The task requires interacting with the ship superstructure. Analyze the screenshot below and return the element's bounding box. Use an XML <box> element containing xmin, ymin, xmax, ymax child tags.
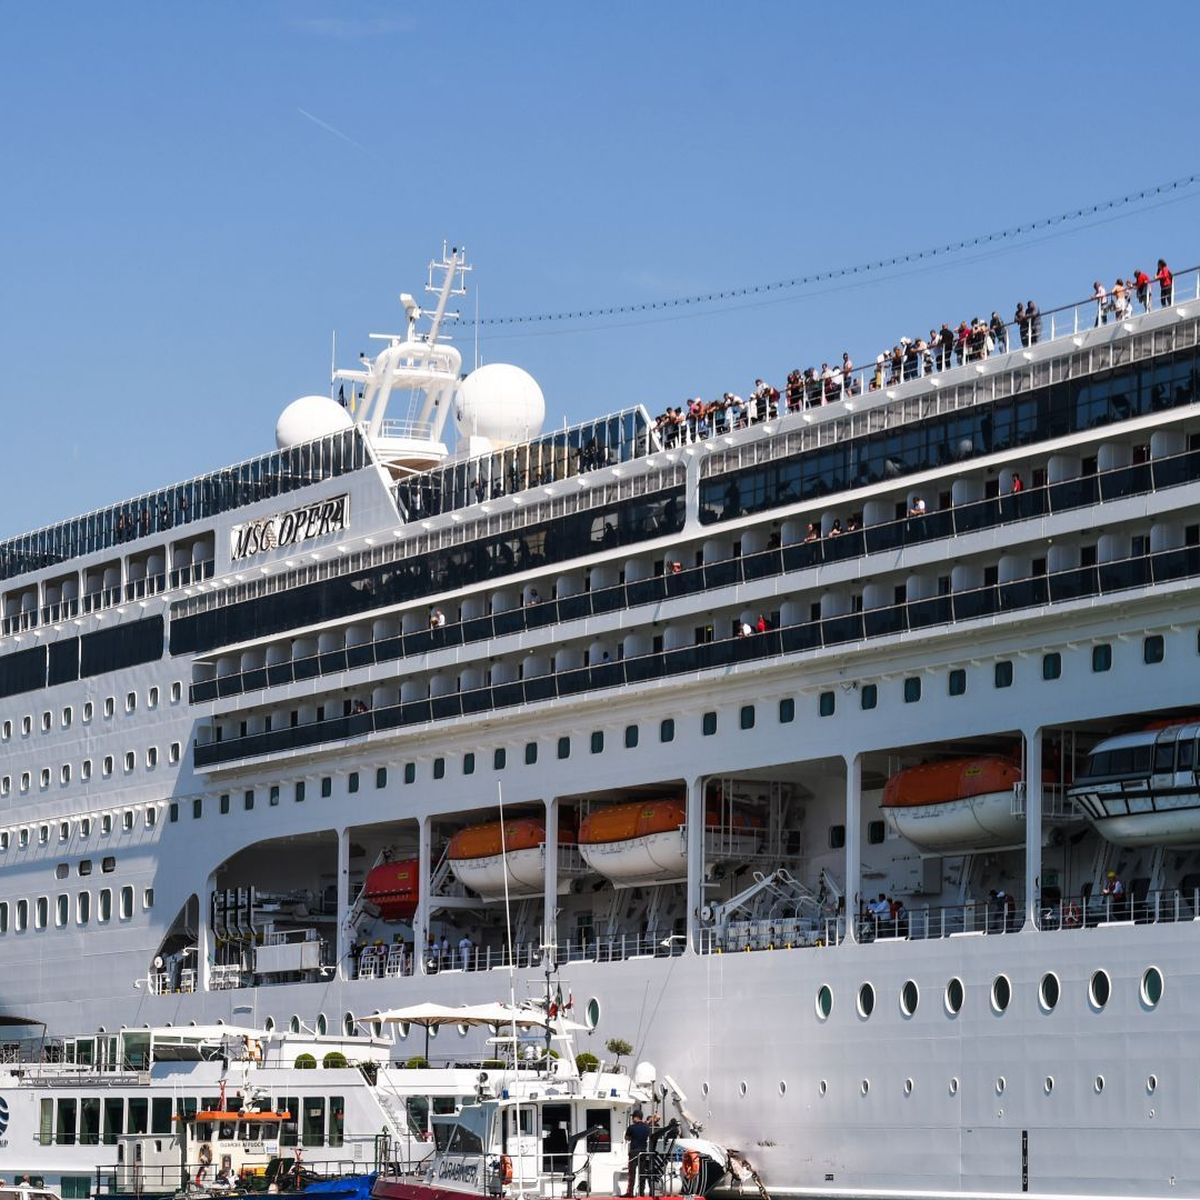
<box><xmin>5</xmin><ymin>247</ymin><xmax>1200</xmax><ymax>1198</ymax></box>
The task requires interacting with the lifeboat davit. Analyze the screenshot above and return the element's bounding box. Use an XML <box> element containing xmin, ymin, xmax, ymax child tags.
<box><xmin>363</xmin><ymin>858</ymin><xmax>419</xmax><ymax>921</ymax></box>
<box><xmin>579</xmin><ymin>798</ymin><xmax>761</xmax><ymax>884</ymax></box>
<box><xmin>448</xmin><ymin>817</ymin><xmax>575</xmax><ymax>899</ymax></box>
<box><xmin>883</xmin><ymin>757</ymin><xmax>1038</xmax><ymax>852</ymax></box>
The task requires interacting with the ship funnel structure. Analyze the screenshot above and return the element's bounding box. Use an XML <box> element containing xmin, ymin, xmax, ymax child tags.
<box><xmin>331</xmin><ymin>243</ymin><xmax>470</xmax><ymax>476</ymax></box>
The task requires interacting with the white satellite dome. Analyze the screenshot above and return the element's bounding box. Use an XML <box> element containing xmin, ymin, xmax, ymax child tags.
<box><xmin>455</xmin><ymin>363</ymin><xmax>545</xmax><ymax>446</ymax></box>
<box><xmin>275</xmin><ymin>395</ymin><xmax>354</xmax><ymax>450</ymax></box>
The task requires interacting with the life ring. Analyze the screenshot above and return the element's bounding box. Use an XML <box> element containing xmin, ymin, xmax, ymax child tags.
<box><xmin>681</xmin><ymin>1149</ymin><xmax>703</xmax><ymax>1190</ymax></box>
<box><xmin>499</xmin><ymin>1154</ymin><xmax>513</xmax><ymax>1185</ymax></box>
<box><xmin>198</xmin><ymin>1144</ymin><xmax>213</xmax><ymax>1167</ymax></box>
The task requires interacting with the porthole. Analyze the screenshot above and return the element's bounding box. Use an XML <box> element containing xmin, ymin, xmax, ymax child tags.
<box><xmin>1089</xmin><ymin>969</ymin><xmax>1111</xmax><ymax>1010</ymax></box>
<box><xmin>900</xmin><ymin>980</ymin><xmax>919</xmax><ymax>1017</ymax></box>
<box><xmin>996</xmin><ymin>1076</ymin><xmax>1006</xmax><ymax>1095</ymax></box>
<box><xmin>991</xmin><ymin>974</ymin><xmax>1011</xmax><ymax>1013</ymax></box>
<box><xmin>701</xmin><ymin>1081</ymin><xmax>709</xmax><ymax>1097</ymax></box>
<box><xmin>1141</xmin><ymin>966</ymin><xmax>1164</xmax><ymax>1008</ymax></box>
<box><xmin>585</xmin><ymin>998</ymin><xmax>601</xmax><ymax>1029</ymax></box>
<box><xmin>343</xmin><ymin>1012</ymin><xmax>355</xmax><ymax>1037</ymax></box>
<box><xmin>816</xmin><ymin>984</ymin><xmax>833</xmax><ymax>1020</ymax></box>
<box><xmin>315</xmin><ymin>1013</ymin><xmax>328</xmax><ymax>1036</ymax></box>
<box><xmin>948</xmin><ymin>1077</ymin><xmax>959</xmax><ymax>1096</ymax></box>
<box><xmin>903</xmin><ymin>1078</ymin><xmax>914</xmax><ymax>1095</ymax></box>
<box><xmin>860</xmin><ymin>1079</ymin><xmax>870</xmax><ymax>1096</ymax></box>
<box><xmin>857</xmin><ymin>982</ymin><xmax>875</xmax><ymax>1018</ymax></box>
<box><xmin>1044</xmin><ymin>1076</ymin><xmax>1054</xmax><ymax>1095</ymax></box>
<box><xmin>818</xmin><ymin>1080</ymin><xmax>827</xmax><ymax>1097</ymax></box>
<box><xmin>945</xmin><ymin>977</ymin><xmax>964</xmax><ymax>1015</ymax></box>
<box><xmin>777</xmin><ymin>1081</ymin><xmax>787</xmax><ymax>1097</ymax></box>
<box><xmin>1147</xmin><ymin>1074</ymin><xmax>1158</xmax><ymax>1094</ymax></box>
<box><xmin>1094</xmin><ymin>1075</ymin><xmax>1105</xmax><ymax>1094</ymax></box>
<box><xmin>1039</xmin><ymin>972</ymin><xmax>1060</xmax><ymax>1012</ymax></box>
<box><xmin>289</xmin><ymin>1015</ymin><xmax>301</xmax><ymax>1034</ymax></box>
<box><xmin>738</xmin><ymin>1081</ymin><xmax>748</xmax><ymax>1097</ymax></box>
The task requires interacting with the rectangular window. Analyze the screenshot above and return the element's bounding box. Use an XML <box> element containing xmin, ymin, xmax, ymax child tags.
<box><xmin>523</xmin><ymin>742</ymin><xmax>537</xmax><ymax>765</ymax></box>
<box><xmin>624</xmin><ymin>724</ymin><xmax>639</xmax><ymax>748</ymax></box>
<box><xmin>301</xmin><ymin>1096</ymin><xmax>325</xmax><ymax>1147</ymax></box>
<box><xmin>778</xmin><ymin>697</ymin><xmax>795</xmax><ymax>723</ymax></box>
<box><xmin>590</xmin><ymin>730</ymin><xmax>605</xmax><ymax>754</ymax></box>
<box><xmin>860</xmin><ymin>684</ymin><xmax>877</xmax><ymax>710</ymax></box>
<box><xmin>376</xmin><ymin>767</ymin><xmax>388</xmax><ymax>788</ymax></box>
<box><xmin>903</xmin><ymin>677</ymin><xmax>921</xmax><ymax>703</ymax></box>
<box><xmin>62</xmin><ymin>1179</ymin><xmax>92</xmax><ymax>1199</ymax></box>
<box><xmin>493</xmin><ymin>747</ymin><xmax>506</xmax><ymax>770</ymax></box>
<box><xmin>1144</xmin><ymin>634</ymin><xmax>1164</xmax><ymax>664</ymax></box>
<box><xmin>321</xmin><ymin>776</ymin><xmax>332</xmax><ymax>798</ymax></box>
<box><xmin>278</xmin><ymin>1095</ymin><xmax>298</xmax><ymax>1147</ymax></box>
<box><xmin>169</xmin><ymin>803</ymin><xmax>179</xmax><ymax>823</ymax></box>
<box><xmin>463</xmin><ymin>752</ymin><xmax>475</xmax><ymax>775</ymax></box>
<box><xmin>948</xmin><ymin>668</ymin><xmax>966</xmax><ymax>696</ymax></box>
<box><xmin>295</xmin><ymin>781</ymin><xmax>306</xmax><ymax>802</ymax></box>
<box><xmin>219</xmin><ymin>793</ymin><xmax>230</xmax><ymax>814</ymax></box>
<box><xmin>245</xmin><ymin>789</ymin><xmax>255</xmax><ymax>810</ymax></box>
<box><xmin>128</xmin><ymin>1097</ymin><xmax>148</xmax><ymax>1135</ymax></box>
<box><xmin>348</xmin><ymin>771</ymin><xmax>359</xmax><ymax>793</ymax></box>
<box><xmin>329</xmin><ymin>1095</ymin><xmax>344</xmax><ymax>1147</ymax></box>
<box><xmin>702</xmin><ymin>711</ymin><xmax>718</xmax><ymax>735</ymax></box>
<box><xmin>403</xmin><ymin>762</ymin><xmax>416</xmax><ymax>784</ymax></box>
<box><xmin>192</xmin><ymin>797</ymin><xmax>203</xmax><ymax>819</ymax></box>
<box><xmin>434</xmin><ymin>756</ymin><xmax>446</xmax><ymax>778</ymax></box>
<box><xmin>1092</xmin><ymin>643</ymin><xmax>1112</xmax><ymax>672</ymax></box>
<box><xmin>1042</xmin><ymin>652</ymin><xmax>1061</xmax><ymax>680</ymax></box>
<box><xmin>828</xmin><ymin>824</ymin><xmax>846</xmax><ymax>850</ymax></box>
<box><xmin>40</xmin><ymin>1097</ymin><xmax>53</xmax><ymax>1145</ymax></box>
<box><xmin>269</xmin><ymin>785</ymin><xmax>280</xmax><ymax>806</ymax></box>
<box><xmin>57</xmin><ymin>1097</ymin><xmax>78</xmax><ymax>1144</ymax></box>
<box><xmin>994</xmin><ymin>660</ymin><xmax>1013</xmax><ymax>688</ymax></box>
<box><xmin>867</xmin><ymin>820</ymin><xmax>886</xmax><ymax>845</ymax></box>
<box><xmin>103</xmin><ymin>1096</ymin><xmax>123</xmax><ymax>1144</ymax></box>
<box><xmin>739</xmin><ymin>705</ymin><xmax>755</xmax><ymax>730</ymax></box>
<box><xmin>556</xmin><ymin>737</ymin><xmax>570</xmax><ymax>760</ymax></box>
<box><xmin>660</xmin><ymin>718</ymin><xmax>675</xmax><ymax>743</ymax></box>
<box><xmin>818</xmin><ymin>692</ymin><xmax>835</xmax><ymax>717</ymax></box>
<box><xmin>151</xmin><ymin>1097</ymin><xmax>173</xmax><ymax>1134</ymax></box>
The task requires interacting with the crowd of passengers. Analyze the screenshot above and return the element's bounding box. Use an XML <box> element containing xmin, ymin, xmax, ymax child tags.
<box><xmin>652</xmin><ymin>258</ymin><xmax>1177</xmax><ymax>447</ymax></box>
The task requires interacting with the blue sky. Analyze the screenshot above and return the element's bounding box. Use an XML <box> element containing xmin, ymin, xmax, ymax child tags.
<box><xmin>1</xmin><ymin>2</ymin><xmax>1198</xmax><ymax>536</ymax></box>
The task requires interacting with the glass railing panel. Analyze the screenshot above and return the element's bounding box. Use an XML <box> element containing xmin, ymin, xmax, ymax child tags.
<box><xmin>864</xmin><ymin>606</ymin><xmax>906</xmax><ymax>637</ymax></box>
<box><xmin>822</xmin><ymin>614</ymin><xmax>864</xmax><ymax>645</ymax></box>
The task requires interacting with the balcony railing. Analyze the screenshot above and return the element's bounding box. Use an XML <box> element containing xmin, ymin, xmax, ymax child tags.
<box><xmin>191</xmin><ymin>443</ymin><xmax>1200</xmax><ymax>706</ymax></box>
<box><xmin>195</xmin><ymin>530</ymin><xmax>1200</xmax><ymax>768</ymax></box>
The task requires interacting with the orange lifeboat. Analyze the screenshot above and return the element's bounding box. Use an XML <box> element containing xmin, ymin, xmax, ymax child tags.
<box><xmin>882</xmin><ymin>757</ymin><xmax>1044</xmax><ymax>852</ymax></box>
<box><xmin>448</xmin><ymin>818</ymin><xmax>576</xmax><ymax>899</ymax></box>
<box><xmin>579</xmin><ymin>798</ymin><xmax>761</xmax><ymax>883</ymax></box>
<box><xmin>363</xmin><ymin>858</ymin><xmax>419</xmax><ymax>921</ymax></box>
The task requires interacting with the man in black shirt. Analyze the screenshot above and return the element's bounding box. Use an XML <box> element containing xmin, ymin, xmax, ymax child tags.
<box><xmin>624</xmin><ymin>1110</ymin><xmax>651</xmax><ymax>1196</ymax></box>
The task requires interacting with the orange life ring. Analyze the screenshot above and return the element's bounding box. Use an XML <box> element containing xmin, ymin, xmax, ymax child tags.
<box><xmin>499</xmin><ymin>1154</ymin><xmax>513</xmax><ymax>1184</ymax></box>
<box><xmin>682</xmin><ymin>1150</ymin><xmax>702</xmax><ymax>1180</ymax></box>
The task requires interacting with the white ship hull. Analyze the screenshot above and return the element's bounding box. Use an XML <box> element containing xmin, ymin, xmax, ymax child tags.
<box><xmin>885</xmin><ymin>791</ymin><xmax>1027</xmax><ymax>853</ymax></box>
<box><xmin>449</xmin><ymin>847</ymin><xmax>545</xmax><ymax>897</ymax></box>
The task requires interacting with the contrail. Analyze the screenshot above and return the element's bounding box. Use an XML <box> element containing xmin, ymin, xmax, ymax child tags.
<box><xmin>296</xmin><ymin>107</ymin><xmax>375</xmax><ymax>158</ymax></box>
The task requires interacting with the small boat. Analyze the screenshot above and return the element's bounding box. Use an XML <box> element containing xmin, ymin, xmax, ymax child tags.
<box><xmin>1069</xmin><ymin>721</ymin><xmax>1200</xmax><ymax>846</ymax></box>
<box><xmin>578</xmin><ymin>798</ymin><xmax>761</xmax><ymax>885</ymax></box>
<box><xmin>883</xmin><ymin>756</ymin><xmax>1036</xmax><ymax>853</ymax></box>
<box><xmin>364</xmin><ymin>859</ymin><xmax>420</xmax><ymax>920</ymax></box>
<box><xmin>448</xmin><ymin>818</ymin><xmax>576</xmax><ymax>899</ymax></box>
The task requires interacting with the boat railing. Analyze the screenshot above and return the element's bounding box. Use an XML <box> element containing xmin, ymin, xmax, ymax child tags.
<box><xmin>659</xmin><ymin>264</ymin><xmax>1200</xmax><ymax>450</ymax></box>
<box><xmin>1010</xmin><ymin>782</ymin><xmax>1081</xmax><ymax>821</ymax></box>
<box><xmin>380</xmin><ymin>418</ymin><xmax>437</xmax><ymax>441</ymax></box>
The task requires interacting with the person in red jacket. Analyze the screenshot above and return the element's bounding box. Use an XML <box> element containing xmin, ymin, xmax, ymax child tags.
<box><xmin>1133</xmin><ymin>267</ymin><xmax>1151</xmax><ymax>312</ymax></box>
<box><xmin>1156</xmin><ymin>259</ymin><xmax>1173</xmax><ymax>308</ymax></box>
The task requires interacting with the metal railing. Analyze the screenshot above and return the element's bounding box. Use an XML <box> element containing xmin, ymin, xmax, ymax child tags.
<box><xmin>654</xmin><ymin>263</ymin><xmax>1200</xmax><ymax>446</ymax></box>
<box><xmin>191</xmin><ymin>440</ymin><xmax>1200</xmax><ymax>707</ymax></box>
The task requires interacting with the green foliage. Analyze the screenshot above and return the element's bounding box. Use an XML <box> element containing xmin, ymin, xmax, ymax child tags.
<box><xmin>575</xmin><ymin>1051</ymin><xmax>600</xmax><ymax>1073</ymax></box>
<box><xmin>294</xmin><ymin>1053</ymin><xmax>317</xmax><ymax>1070</ymax></box>
<box><xmin>605</xmin><ymin>1037</ymin><xmax>633</xmax><ymax>1058</ymax></box>
<box><xmin>322</xmin><ymin>1051</ymin><xmax>348</xmax><ymax>1069</ymax></box>
<box><xmin>405</xmin><ymin>1055</ymin><xmax>429</xmax><ymax>1069</ymax></box>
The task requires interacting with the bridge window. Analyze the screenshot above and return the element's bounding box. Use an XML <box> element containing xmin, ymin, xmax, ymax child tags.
<box><xmin>1144</xmin><ymin>634</ymin><xmax>1164</xmax><ymax>664</ymax></box>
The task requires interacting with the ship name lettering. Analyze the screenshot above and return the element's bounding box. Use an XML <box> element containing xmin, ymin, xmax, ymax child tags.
<box><xmin>439</xmin><ymin>1161</ymin><xmax>479</xmax><ymax>1184</ymax></box>
<box><xmin>230</xmin><ymin>494</ymin><xmax>350</xmax><ymax>561</ymax></box>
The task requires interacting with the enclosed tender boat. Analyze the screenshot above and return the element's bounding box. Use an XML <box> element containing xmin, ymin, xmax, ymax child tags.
<box><xmin>1069</xmin><ymin>721</ymin><xmax>1200</xmax><ymax>846</ymax></box>
<box><xmin>882</xmin><ymin>757</ymin><xmax>1035</xmax><ymax>853</ymax></box>
<box><xmin>364</xmin><ymin>859</ymin><xmax>421</xmax><ymax>920</ymax></box>
<box><xmin>448</xmin><ymin>818</ymin><xmax>576</xmax><ymax>899</ymax></box>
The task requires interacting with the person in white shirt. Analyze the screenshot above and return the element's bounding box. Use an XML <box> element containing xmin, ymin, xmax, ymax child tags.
<box><xmin>1093</xmin><ymin>280</ymin><xmax>1107</xmax><ymax>326</ymax></box>
<box><xmin>458</xmin><ymin>934</ymin><xmax>473</xmax><ymax>971</ymax></box>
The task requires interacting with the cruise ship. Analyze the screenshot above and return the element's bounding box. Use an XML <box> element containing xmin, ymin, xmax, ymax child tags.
<box><xmin>3</xmin><ymin>245</ymin><xmax>1200</xmax><ymax>1199</ymax></box>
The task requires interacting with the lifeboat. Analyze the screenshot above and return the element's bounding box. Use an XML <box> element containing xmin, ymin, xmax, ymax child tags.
<box><xmin>363</xmin><ymin>858</ymin><xmax>419</xmax><ymax>921</ymax></box>
<box><xmin>1069</xmin><ymin>721</ymin><xmax>1200</xmax><ymax>846</ymax></box>
<box><xmin>448</xmin><ymin>817</ymin><xmax>576</xmax><ymax>899</ymax></box>
<box><xmin>883</xmin><ymin>757</ymin><xmax>1041</xmax><ymax>852</ymax></box>
<box><xmin>579</xmin><ymin>798</ymin><xmax>761</xmax><ymax>884</ymax></box>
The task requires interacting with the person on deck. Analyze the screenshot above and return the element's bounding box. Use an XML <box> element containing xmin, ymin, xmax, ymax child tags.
<box><xmin>624</xmin><ymin>1110</ymin><xmax>651</xmax><ymax>1197</ymax></box>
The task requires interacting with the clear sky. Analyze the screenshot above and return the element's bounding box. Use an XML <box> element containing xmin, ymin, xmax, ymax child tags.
<box><xmin>2</xmin><ymin>2</ymin><xmax>1198</xmax><ymax>537</ymax></box>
